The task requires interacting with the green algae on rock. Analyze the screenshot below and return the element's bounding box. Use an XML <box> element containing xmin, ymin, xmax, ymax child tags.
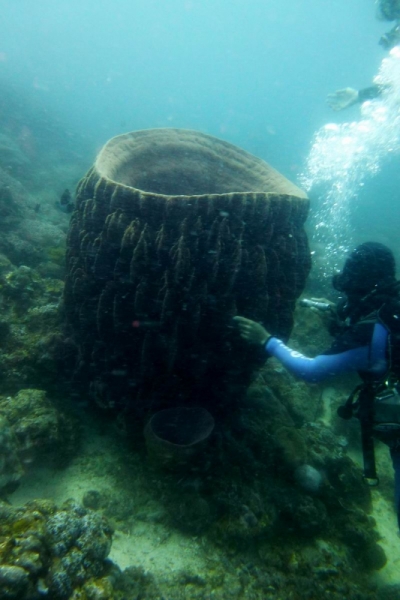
<box><xmin>0</xmin><ymin>390</ymin><xmax>79</xmax><ymax>494</ymax></box>
<box><xmin>0</xmin><ymin>415</ymin><xmax>23</xmax><ymax>494</ymax></box>
<box><xmin>0</xmin><ymin>257</ymin><xmax>66</xmax><ymax>393</ymax></box>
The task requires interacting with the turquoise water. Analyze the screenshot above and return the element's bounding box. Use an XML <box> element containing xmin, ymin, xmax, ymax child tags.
<box><xmin>1</xmin><ymin>2</ymin><xmax>400</xmax><ymax>599</ymax></box>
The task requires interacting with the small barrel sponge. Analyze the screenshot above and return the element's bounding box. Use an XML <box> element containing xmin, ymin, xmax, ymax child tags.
<box><xmin>64</xmin><ymin>128</ymin><xmax>311</xmax><ymax>414</ymax></box>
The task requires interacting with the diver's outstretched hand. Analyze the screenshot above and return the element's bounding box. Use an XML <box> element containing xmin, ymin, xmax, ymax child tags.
<box><xmin>233</xmin><ymin>316</ymin><xmax>271</xmax><ymax>345</ymax></box>
<box><xmin>327</xmin><ymin>87</ymin><xmax>359</xmax><ymax>111</ymax></box>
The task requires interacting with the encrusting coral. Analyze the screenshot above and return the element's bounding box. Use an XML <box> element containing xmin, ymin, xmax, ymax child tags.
<box><xmin>64</xmin><ymin>128</ymin><xmax>311</xmax><ymax>416</ymax></box>
<box><xmin>0</xmin><ymin>499</ymin><xmax>115</xmax><ymax>600</ymax></box>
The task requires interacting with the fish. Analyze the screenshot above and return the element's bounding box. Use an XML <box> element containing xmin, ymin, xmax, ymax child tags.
<box><xmin>59</xmin><ymin>189</ymin><xmax>74</xmax><ymax>213</ymax></box>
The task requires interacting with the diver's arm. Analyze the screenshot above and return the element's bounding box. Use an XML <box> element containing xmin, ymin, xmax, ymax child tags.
<box><xmin>265</xmin><ymin>338</ymin><xmax>369</xmax><ymax>382</ymax></box>
<box><xmin>265</xmin><ymin>322</ymin><xmax>388</xmax><ymax>383</ymax></box>
<box><xmin>327</xmin><ymin>84</ymin><xmax>388</xmax><ymax>111</ymax></box>
<box><xmin>234</xmin><ymin>316</ymin><xmax>388</xmax><ymax>382</ymax></box>
<box><xmin>357</xmin><ymin>84</ymin><xmax>387</xmax><ymax>103</ymax></box>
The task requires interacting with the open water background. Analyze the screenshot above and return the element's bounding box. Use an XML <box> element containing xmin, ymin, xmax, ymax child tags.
<box><xmin>1</xmin><ymin>0</ymin><xmax>400</xmax><ymax>275</ymax></box>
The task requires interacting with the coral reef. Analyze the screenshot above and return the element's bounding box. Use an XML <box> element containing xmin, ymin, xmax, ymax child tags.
<box><xmin>0</xmin><ymin>81</ymin><xmax>91</xmax><ymax>185</ymax></box>
<box><xmin>0</xmin><ymin>160</ymin><xmax>72</xmax><ymax>272</ymax></box>
<box><xmin>0</xmin><ymin>499</ymin><xmax>115</xmax><ymax>600</ymax></box>
<box><xmin>0</xmin><ymin>371</ymin><xmax>391</xmax><ymax>600</ymax></box>
<box><xmin>0</xmin><ymin>90</ymin><xmax>396</xmax><ymax>599</ymax></box>
<box><xmin>0</xmin><ymin>389</ymin><xmax>79</xmax><ymax>469</ymax></box>
<box><xmin>64</xmin><ymin>128</ymin><xmax>311</xmax><ymax>417</ymax></box>
<box><xmin>0</xmin><ymin>259</ymin><xmax>67</xmax><ymax>393</ymax></box>
<box><xmin>0</xmin><ymin>415</ymin><xmax>23</xmax><ymax>494</ymax></box>
<box><xmin>125</xmin><ymin>339</ymin><xmax>387</xmax><ymax>578</ymax></box>
<box><xmin>0</xmin><ymin>389</ymin><xmax>78</xmax><ymax>496</ymax></box>
<box><xmin>0</xmin><ymin>133</ymin><xmax>31</xmax><ymax>180</ymax></box>
<box><xmin>38</xmin><ymin>411</ymin><xmax>389</xmax><ymax>600</ymax></box>
<box><xmin>0</xmin><ymin>81</ymin><xmax>89</xmax><ymax>274</ymax></box>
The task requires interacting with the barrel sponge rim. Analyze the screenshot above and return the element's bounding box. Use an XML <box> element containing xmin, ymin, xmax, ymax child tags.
<box><xmin>94</xmin><ymin>128</ymin><xmax>308</xmax><ymax>200</ymax></box>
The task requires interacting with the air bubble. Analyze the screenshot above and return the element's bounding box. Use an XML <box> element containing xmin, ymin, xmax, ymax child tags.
<box><xmin>299</xmin><ymin>47</ymin><xmax>400</xmax><ymax>278</ymax></box>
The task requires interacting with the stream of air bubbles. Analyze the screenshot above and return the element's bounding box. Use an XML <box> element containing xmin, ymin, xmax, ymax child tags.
<box><xmin>299</xmin><ymin>45</ymin><xmax>400</xmax><ymax>277</ymax></box>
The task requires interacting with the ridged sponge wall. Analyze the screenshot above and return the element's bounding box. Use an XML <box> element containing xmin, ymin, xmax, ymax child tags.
<box><xmin>64</xmin><ymin>129</ymin><xmax>311</xmax><ymax>417</ymax></box>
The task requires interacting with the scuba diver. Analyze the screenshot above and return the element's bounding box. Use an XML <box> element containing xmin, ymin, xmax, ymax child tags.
<box><xmin>234</xmin><ymin>242</ymin><xmax>400</xmax><ymax>529</ymax></box>
<box><xmin>327</xmin><ymin>0</ymin><xmax>400</xmax><ymax>111</ymax></box>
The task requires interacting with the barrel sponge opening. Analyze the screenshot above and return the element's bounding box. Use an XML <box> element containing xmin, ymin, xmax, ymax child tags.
<box><xmin>95</xmin><ymin>128</ymin><xmax>307</xmax><ymax>197</ymax></box>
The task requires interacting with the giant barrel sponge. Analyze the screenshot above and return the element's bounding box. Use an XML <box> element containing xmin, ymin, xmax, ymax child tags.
<box><xmin>64</xmin><ymin>129</ymin><xmax>310</xmax><ymax>416</ymax></box>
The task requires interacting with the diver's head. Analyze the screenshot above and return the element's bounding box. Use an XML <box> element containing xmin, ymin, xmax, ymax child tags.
<box><xmin>376</xmin><ymin>0</ymin><xmax>400</xmax><ymax>22</ymax></box>
<box><xmin>332</xmin><ymin>242</ymin><xmax>396</xmax><ymax>297</ymax></box>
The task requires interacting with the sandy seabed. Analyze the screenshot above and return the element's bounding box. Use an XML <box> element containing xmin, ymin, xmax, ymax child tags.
<box><xmin>9</xmin><ymin>422</ymin><xmax>215</xmax><ymax>581</ymax></box>
<box><xmin>348</xmin><ymin>446</ymin><xmax>400</xmax><ymax>587</ymax></box>
<box><xmin>9</xmin><ymin>420</ymin><xmax>400</xmax><ymax>588</ymax></box>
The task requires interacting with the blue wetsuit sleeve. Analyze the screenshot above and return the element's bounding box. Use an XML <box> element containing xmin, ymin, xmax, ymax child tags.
<box><xmin>265</xmin><ymin>323</ymin><xmax>388</xmax><ymax>383</ymax></box>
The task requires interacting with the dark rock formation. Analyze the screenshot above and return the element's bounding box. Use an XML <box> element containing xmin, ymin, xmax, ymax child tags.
<box><xmin>64</xmin><ymin>128</ymin><xmax>311</xmax><ymax>416</ymax></box>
